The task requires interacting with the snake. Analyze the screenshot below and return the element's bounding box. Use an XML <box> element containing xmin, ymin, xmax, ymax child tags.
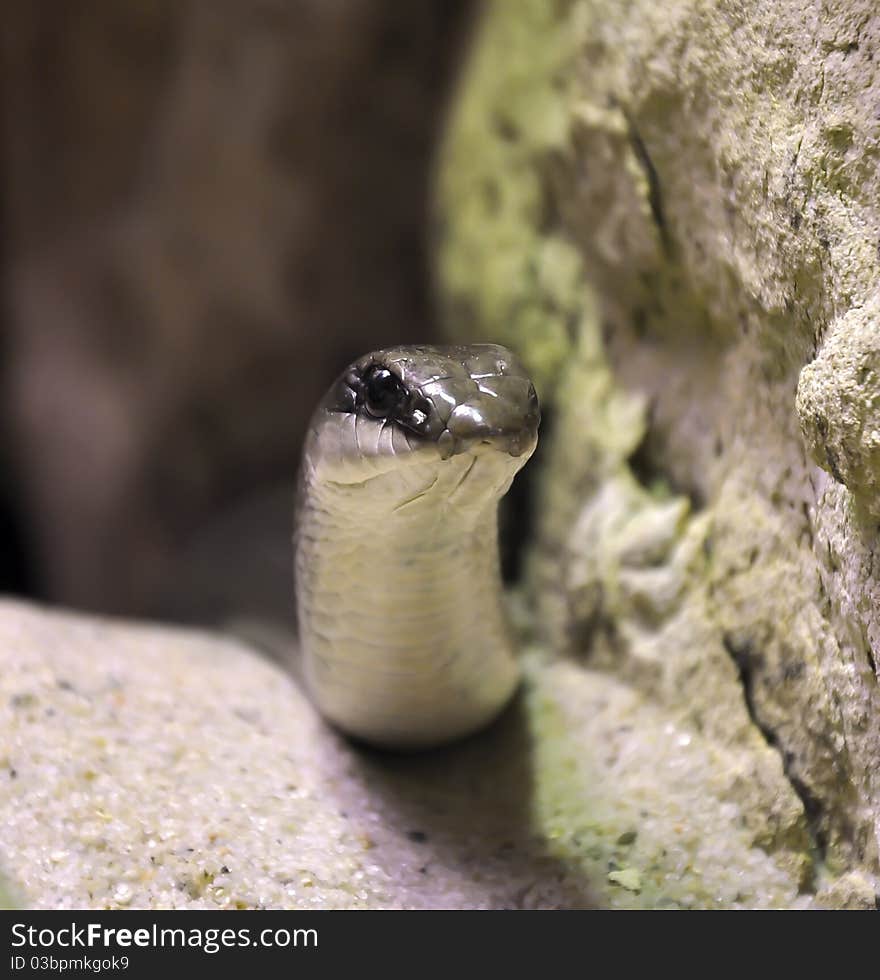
<box><xmin>294</xmin><ymin>344</ymin><xmax>540</xmax><ymax>750</ymax></box>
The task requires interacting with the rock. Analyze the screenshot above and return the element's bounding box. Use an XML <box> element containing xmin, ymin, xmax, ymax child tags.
<box><xmin>814</xmin><ymin>869</ymin><xmax>879</xmax><ymax>909</ymax></box>
<box><xmin>1</xmin><ymin>599</ymin><xmax>809</xmax><ymax>908</ymax></box>
<box><xmin>436</xmin><ymin>0</ymin><xmax>880</xmax><ymax>898</ymax></box>
<box><xmin>608</xmin><ymin>868</ymin><xmax>641</xmax><ymax>893</ymax></box>
<box><xmin>0</xmin><ymin>867</ymin><xmax>20</xmax><ymax>909</ymax></box>
<box><xmin>796</xmin><ymin>298</ymin><xmax>880</xmax><ymax>518</ymax></box>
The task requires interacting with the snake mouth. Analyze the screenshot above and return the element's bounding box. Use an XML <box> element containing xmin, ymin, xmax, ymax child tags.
<box><xmin>433</xmin><ymin>427</ymin><xmax>539</xmax><ymax>462</ymax></box>
<box><xmin>339</xmin><ymin>402</ymin><xmax>539</xmax><ymax>481</ymax></box>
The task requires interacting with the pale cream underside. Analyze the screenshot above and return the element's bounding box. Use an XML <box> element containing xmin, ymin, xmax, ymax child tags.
<box><xmin>295</xmin><ymin>450</ymin><xmax>522</xmax><ymax>749</ymax></box>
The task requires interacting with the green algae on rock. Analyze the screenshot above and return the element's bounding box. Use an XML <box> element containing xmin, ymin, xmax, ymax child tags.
<box><xmin>434</xmin><ymin>0</ymin><xmax>584</xmax><ymax>396</ymax></box>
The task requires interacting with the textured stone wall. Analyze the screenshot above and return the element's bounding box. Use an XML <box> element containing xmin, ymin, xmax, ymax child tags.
<box><xmin>437</xmin><ymin>0</ymin><xmax>880</xmax><ymax>902</ymax></box>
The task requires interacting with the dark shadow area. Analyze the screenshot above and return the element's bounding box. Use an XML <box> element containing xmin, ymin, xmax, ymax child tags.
<box><xmin>500</xmin><ymin>402</ymin><xmax>554</xmax><ymax>583</ymax></box>
<box><xmin>627</xmin><ymin>401</ymin><xmax>706</xmax><ymax>511</ymax></box>
<box><xmin>154</xmin><ymin>483</ymin><xmax>296</xmax><ymax>636</ymax></box>
<box><xmin>0</xmin><ymin>484</ymin><xmax>34</xmax><ymax>597</ymax></box>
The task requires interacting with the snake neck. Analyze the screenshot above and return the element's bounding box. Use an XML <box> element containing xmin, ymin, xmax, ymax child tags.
<box><xmin>294</xmin><ymin>454</ymin><xmax>521</xmax><ymax>749</ymax></box>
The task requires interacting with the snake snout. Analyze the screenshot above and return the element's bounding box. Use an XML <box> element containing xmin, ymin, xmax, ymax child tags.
<box><xmin>445</xmin><ymin>381</ymin><xmax>540</xmax><ymax>460</ymax></box>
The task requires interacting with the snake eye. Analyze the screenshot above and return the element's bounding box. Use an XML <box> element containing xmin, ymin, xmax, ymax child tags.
<box><xmin>363</xmin><ymin>366</ymin><xmax>407</xmax><ymax>418</ymax></box>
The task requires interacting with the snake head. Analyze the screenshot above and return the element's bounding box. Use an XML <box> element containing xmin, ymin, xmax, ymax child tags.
<box><xmin>307</xmin><ymin>344</ymin><xmax>540</xmax><ymax>483</ymax></box>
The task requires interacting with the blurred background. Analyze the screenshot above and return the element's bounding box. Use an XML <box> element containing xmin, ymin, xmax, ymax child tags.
<box><xmin>0</xmin><ymin>0</ymin><xmax>477</xmax><ymax>621</ymax></box>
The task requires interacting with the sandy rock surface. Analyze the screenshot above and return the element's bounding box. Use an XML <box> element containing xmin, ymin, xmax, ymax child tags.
<box><xmin>0</xmin><ymin>599</ymin><xmax>812</xmax><ymax>908</ymax></box>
